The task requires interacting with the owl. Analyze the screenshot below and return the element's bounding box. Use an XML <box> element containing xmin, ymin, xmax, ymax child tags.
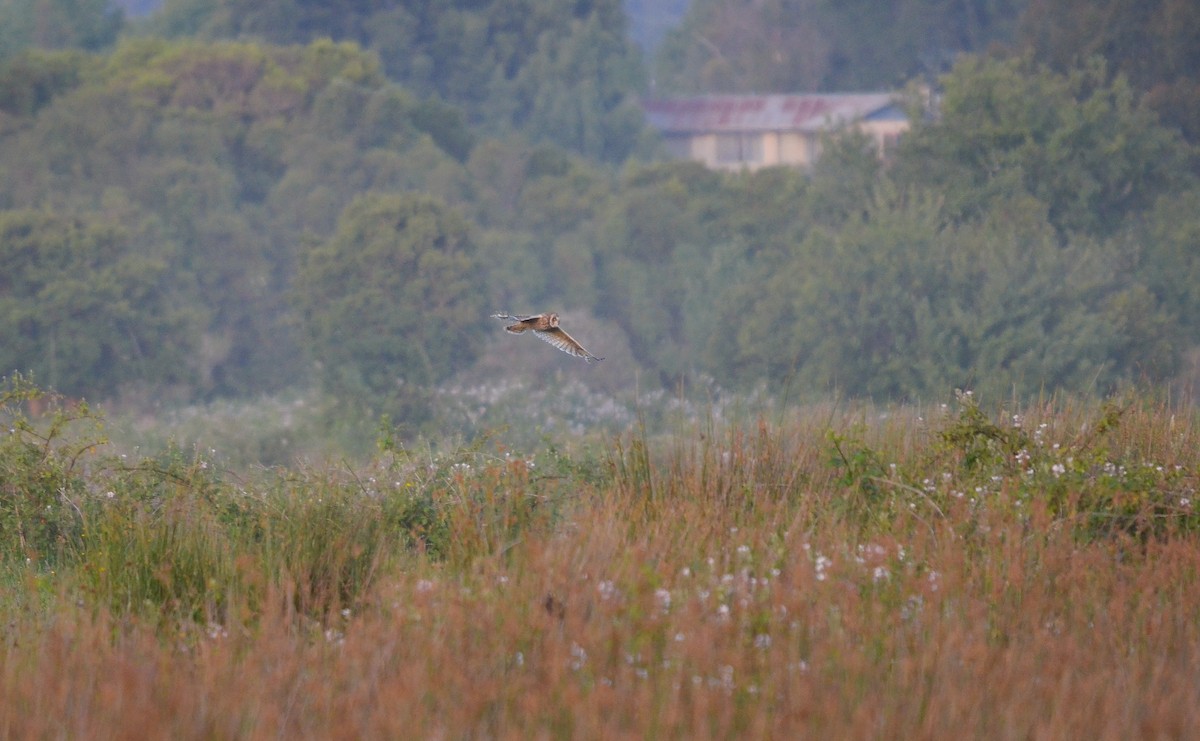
<box><xmin>491</xmin><ymin>312</ymin><xmax>604</xmax><ymax>363</ymax></box>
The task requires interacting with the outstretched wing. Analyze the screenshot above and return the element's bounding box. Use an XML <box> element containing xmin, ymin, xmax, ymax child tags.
<box><xmin>491</xmin><ymin>312</ymin><xmax>541</xmax><ymax>334</ymax></box>
<box><xmin>493</xmin><ymin>311</ymin><xmax>603</xmax><ymax>362</ymax></box>
<box><xmin>534</xmin><ymin>327</ymin><xmax>604</xmax><ymax>363</ymax></box>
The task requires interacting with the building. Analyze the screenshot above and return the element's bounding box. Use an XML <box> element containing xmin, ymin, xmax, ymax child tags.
<box><xmin>641</xmin><ymin>93</ymin><xmax>908</xmax><ymax>171</ymax></box>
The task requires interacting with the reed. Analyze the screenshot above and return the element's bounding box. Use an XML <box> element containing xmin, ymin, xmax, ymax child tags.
<box><xmin>0</xmin><ymin>383</ymin><xmax>1197</xmax><ymax>738</ymax></box>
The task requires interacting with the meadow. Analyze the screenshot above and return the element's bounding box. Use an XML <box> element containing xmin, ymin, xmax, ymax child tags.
<box><xmin>1</xmin><ymin>376</ymin><xmax>1199</xmax><ymax>739</ymax></box>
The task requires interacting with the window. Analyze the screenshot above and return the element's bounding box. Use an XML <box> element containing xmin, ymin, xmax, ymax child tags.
<box><xmin>715</xmin><ymin>134</ymin><xmax>763</xmax><ymax>165</ymax></box>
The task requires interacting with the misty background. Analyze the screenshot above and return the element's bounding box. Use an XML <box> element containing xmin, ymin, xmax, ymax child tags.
<box><xmin>1</xmin><ymin>0</ymin><xmax>1198</xmax><ymax>449</ymax></box>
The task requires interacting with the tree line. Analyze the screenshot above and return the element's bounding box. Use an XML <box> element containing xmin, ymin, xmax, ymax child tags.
<box><xmin>0</xmin><ymin>1</ymin><xmax>1197</xmax><ymax>427</ymax></box>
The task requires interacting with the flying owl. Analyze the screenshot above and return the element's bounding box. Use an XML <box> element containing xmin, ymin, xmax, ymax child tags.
<box><xmin>491</xmin><ymin>312</ymin><xmax>604</xmax><ymax>363</ymax></box>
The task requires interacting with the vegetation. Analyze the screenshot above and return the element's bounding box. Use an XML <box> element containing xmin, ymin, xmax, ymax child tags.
<box><xmin>0</xmin><ymin>0</ymin><xmax>122</xmax><ymax>59</ymax></box>
<box><xmin>0</xmin><ymin>1</ymin><xmax>1197</xmax><ymax>418</ymax></box>
<box><xmin>142</xmin><ymin>0</ymin><xmax>648</xmax><ymax>161</ymax></box>
<box><xmin>2</xmin><ymin>2</ymin><xmax>1199</xmax><ymax>735</ymax></box>
<box><xmin>654</xmin><ymin>0</ymin><xmax>1024</xmax><ymax>92</ymax></box>
<box><xmin>295</xmin><ymin>192</ymin><xmax>487</xmax><ymax>423</ymax></box>
<box><xmin>1018</xmin><ymin>0</ymin><xmax>1200</xmax><ymax>145</ymax></box>
<box><xmin>2</xmin><ymin>378</ymin><xmax>1200</xmax><ymax>736</ymax></box>
<box><xmin>0</xmin><ymin>208</ymin><xmax>200</xmax><ymax>397</ymax></box>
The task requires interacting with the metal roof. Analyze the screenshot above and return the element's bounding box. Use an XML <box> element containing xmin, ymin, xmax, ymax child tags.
<box><xmin>641</xmin><ymin>93</ymin><xmax>901</xmax><ymax>134</ymax></box>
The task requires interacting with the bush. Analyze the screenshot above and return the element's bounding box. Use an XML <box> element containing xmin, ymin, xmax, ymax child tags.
<box><xmin>0</xmin><ymin>374</ymin><xmax>103</xmax><ymax>566</ymax></box>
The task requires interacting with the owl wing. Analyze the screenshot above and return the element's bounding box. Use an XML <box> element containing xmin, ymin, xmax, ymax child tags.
<box><xmin>535</xmin><ymin>327</ymin><xmax>604</xmax><ymax>362</ymax></box>
<box><xmin>492</xmin><ymin>312</ymin><xmax>542</xmax><ymax>334</ymax></box>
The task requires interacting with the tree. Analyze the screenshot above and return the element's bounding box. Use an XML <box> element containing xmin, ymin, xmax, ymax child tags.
<box><xmin>293</xmin><ymin>193</ymin><xmax>487</xmax><ymax>421</ymax></box>
<box><xmin>0</xmin><ymin>208</ymin><xmax>202</xmax><ymax>398</ymax></box>
<box><xmin>145</xmin><ymin>0</ymin><xmax>650</xmax><ymax>162</ymax></box>
<box><xmin>511</xmin><ymin>7</ymin><xmax>646</xmax><ymax>160</ymax></box>
<box><xmin>701</xmin><ymin>183</ymin><xmax>1179</xmax><ymax>400</ymax></box>
<box><xmin>892</xmin><ymin>54</ymin><xmax>1197</xmax><ymax>238</ymax></box>
<box><xmin>0</xmin><ymin>38</ymin><xmax>480</xmax><ymax>399</ymax></box>
<box><xmin>0</xmin><ymin>48</ymin><xmax>86</xmax><ymax>117</ymax></box>
<box><xmin>1019</xmin><ymin>0</ymin><xmax>1200</xmax><ymax>144</ymax></box>
<box><xmin>624</xmin><ymin>0</ymin><xmax>689</xmax><ymax>55</ymax></box>
<box><xmin>592</xmin><ymin>161</ymin><xmax>726</xmax><ymax>383</ymax></box>
<box><xmin>1135</xmin><ymin>189</ymin><xmax>1200</xmax><ymax>347</ymax></box>
<box><xmin>654</xmin><ymin>0</ymin><xmax>833</xmax><ymax>93</ymax></box>
<box><xmin>0</xmin><ymin>0</ymin><xmax>123</xmax><ymax>59</ymax></box>
<box><xmin>653</xmin><ymin>0</ymin><xmax>1024</xmax><ymax>94</ymax></box>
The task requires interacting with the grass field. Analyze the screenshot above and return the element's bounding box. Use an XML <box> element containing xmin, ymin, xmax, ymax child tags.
<box><xmin>1</xmin><ymin>379</ymin><xmax>1199</xmax><ymax>738</ymax></box>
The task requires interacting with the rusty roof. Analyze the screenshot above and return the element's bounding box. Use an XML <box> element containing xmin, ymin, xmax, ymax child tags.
<box><xmin>641</xmin><ymin>93</ymin><xmax>901</xmax><ymax>133</ymax></box>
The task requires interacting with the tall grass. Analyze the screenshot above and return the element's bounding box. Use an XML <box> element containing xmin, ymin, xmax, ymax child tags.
<box><xmin>1</xmin><ymin>379</ymin><xmax>1198</xmax><ymax>737</ymax></box>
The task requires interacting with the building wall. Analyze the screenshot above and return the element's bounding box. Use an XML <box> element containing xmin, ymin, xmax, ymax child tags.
<box><xmin>682</xmin><ymin>130</ymin><xmax>822</xmax><ymax>171</ymax></box>
<box><xmin>670</xmin><ymin>131</ymin><xmax>773</xmax><ymax>171</ymax></box>
<box><xmin>778</xmin><ymin>132</ymin><xmax>816</xmax><ymax>167</ymax></box>
<box><xmin>660</xmin><ymin>115</ymin><xmax>908</xmax><ymax>171</ymax></box>
<box><xmin>859</xmin><ymin>119</ymin><xmax>909</xmax><ymax>158</ymax></box>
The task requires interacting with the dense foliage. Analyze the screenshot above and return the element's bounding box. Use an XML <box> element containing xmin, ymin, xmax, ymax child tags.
<box><xmin>0</xmin><ymin>208</ymin><xmax>200</xmax><ymax>396</ymax></box>
<box><xmin>144</xmin><ymin>0</ymin><xmax>648</xmax><ymax>161</ymax></box>
<box><xmin>0</xmin><ymin>1</ymin><xmax>1198</xmax><ymax>427</ymax></box>
<box><xmin>295</xmin><ymin>192</ymin><xmax>487</xmax><ymax>421</ymax></box>
<box><xmin>1018</xmin><ymin>0</ymin><xmax>1200</xmax><ymax>144</ymax></box>
<box><xmin>0</xmin><ymin>0</ymin><xmax>122</xmax><ymax>59</ymax></box>
<box><xmin>654</xmin><ymin>0</ymin><xmax>1026</xmax><ymax>93</ymax></box>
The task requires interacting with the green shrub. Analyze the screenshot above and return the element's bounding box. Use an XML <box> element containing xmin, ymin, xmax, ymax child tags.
<box><xmin>0</xmin><ymin>374</ymin><xmax>103</xmax><ymax>566</ymax></box>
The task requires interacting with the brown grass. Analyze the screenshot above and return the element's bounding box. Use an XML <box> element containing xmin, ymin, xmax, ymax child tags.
<box><xmin>1</xmin><ymin>396</ymin><xmax>1199</xmax><ymax>739</ymax></box>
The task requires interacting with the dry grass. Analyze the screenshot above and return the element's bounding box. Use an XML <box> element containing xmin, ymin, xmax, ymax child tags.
<box><xmin>1</xmin><ymin>390</ymin><xmax>1199</xmax><ymax>739</ymax></box>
